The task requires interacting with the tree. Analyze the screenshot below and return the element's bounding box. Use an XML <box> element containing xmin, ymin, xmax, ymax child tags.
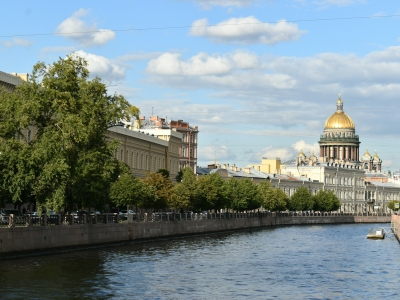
<box><xmin>388</xmin><ymin>200</ymin><xmax>400</xmax><ymax>211</ymax></box>
<box><xmin>171</xmin><ymin>183</ymin><xmax>191</xmax><ymax>210</ymax></box>
<box><xmin>196</xmin><ymin>172</ymin><xmax>228</xmax><ymax>211</ymax></box>
<box><xmin>313</xmin><ymin>190</ymin><xmax>341</xmax><ymax>212</ymax></box>
<box><xmin>288</xmin><ymin>186</ymin><xmax>314</xmax><ymax>211</ymax></box>
<box><xmin>224</xmin><ymin>178</ymin><xmax>263</xmax><ymax>212</ymax></box>
<box><xmin>110</xmin><ymin>173</ymin><xmax>148</xmax><ymax>208</ymax></box>
<box><xmin>258</xmin><ymin>181</ymin><xmax>288</xmax><ymax>212</ymax></box>
<box><xmin>143</xmin><ymin>171</ymin><xmax>174</xmax><ymax>210</ymax></box>
<box><xmin>0</xmin><ymin>53</ymin><xmax>130</xmax><ymax>212</ymax></box>
<box><xmin>179</xmin><ymin>167</ymin><xmax>199</xmax><ymax>210</ymax></box>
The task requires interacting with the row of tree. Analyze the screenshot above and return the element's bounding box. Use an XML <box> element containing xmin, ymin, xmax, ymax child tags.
<box><xmin>110</xmin><ymin>167</ymin><xmax>341</xmax><ymax>213</ymax></box>
<box><xmin>0</xmin><ymin>54</ymin><xmax>340</xmax><ymax>214</ymax></box>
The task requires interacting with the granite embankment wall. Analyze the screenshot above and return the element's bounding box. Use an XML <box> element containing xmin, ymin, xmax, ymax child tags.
<box><xmin>392</xmin><ymin>214</ymin><xmax>400</xmax><ymax>242</ymax></box>
<box><xmin>0</xmin><ymin>223</ymin><xmax>128</xmax><ymax>254</ymax></box>
<box><xmin>0</xmin><ymin>215</ymin><xmax>392</xmax><ymax>255</ymax></box>
<box><xmin>129</xmin><ymin>215</ymin><xmax>391</xmax><ymax>240</ymax></box>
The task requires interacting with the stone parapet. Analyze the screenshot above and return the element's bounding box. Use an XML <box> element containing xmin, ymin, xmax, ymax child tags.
<box><xmin>0</xmin><ymin>223</ymin><xmax>128</xmax><ymax>254</ymax></box>
<box><xmin>391</xmin><ymin>214</ymin><xmax>400</xmax><ymax>242</ymax></box>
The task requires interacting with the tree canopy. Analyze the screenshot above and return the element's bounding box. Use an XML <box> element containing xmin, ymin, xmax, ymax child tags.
<box><xmin>0</xmin><ymin>54</ymin><xmax>130</xmax><ymax>212</ymax></box>
<box><xmin>288</xmin><ymin>186</ymin><xmax>313</xmax><ymax>211</ymax></box>
<box><xmin>258</xmin><ymin>181</ymin><xmax>288</xmax><ymax>212</ymax></box>
<box><xmin>312</xmin><ymin>190</ymin><xmax>341</xmax><ymax>212</ymax></box>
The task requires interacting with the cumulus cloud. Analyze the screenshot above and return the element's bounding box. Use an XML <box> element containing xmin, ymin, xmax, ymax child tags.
<box><xmin>56</xmin><ymin>9</ymin><xmax>115</xmax><ymax>46</ymax></box>
<box><xmin>147</xmin><ymin>52</ymin><xmax>234</xmax><ymax>76</ymax></box>
<box><xmin>74</xmin><ymin>50</ymin><xmax>125</xmax><ymax>80</ymax></box>
<box><xmin>1</xmin><ymin>38</ymin><xmax>33</xmax><ymax>47</ymax></box>
<box><xmin>115</xmin><ymin>52</ymin><xmax>164</xmax><ymax>62</ymax></box>
<box><xmin>145</xmin><ymin>46</ymin><xmax>400</xmax><ymax>136</ymax></box>
<box><xmin>189</xmin><ymin>0</ymin><xmax>257</xmax><ymax>9</ymax></box>
<box><xmin>251</xmin><ymin>141</ymin><xmax>319</xmax><ymax>162</ymax></box>
<box><xmin>198</xmin><ymin>144</ymin><xmax>237</xmax><ymax>162</ymax></box>
<box><xmin>190</xmin><ymin>17</ymin><xmax>306</xmax><ymax>45</ymax></box>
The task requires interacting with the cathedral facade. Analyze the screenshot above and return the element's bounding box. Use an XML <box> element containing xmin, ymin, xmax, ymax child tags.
<box><xmin>318</xmin><ymin>97</ymin><xmax>361</xmax><ymax>164</ymax></box>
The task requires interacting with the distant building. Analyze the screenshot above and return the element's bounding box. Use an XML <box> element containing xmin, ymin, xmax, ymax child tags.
<box><xmin>130</xmin><ymin>116</ymin><xmax>199</xmax><ymax>173</ymax></box>
<box><xmin>319</xmin><ymin>96</ymin><xmax>361</xmax><ymax>163</ymax></box>
<box><xmin>0</xmin><ymin>71</ymin><xmax>27</xmax><ymax>92</ymax></box>
<box><xmin>169</xmin><ymin>119</ymin><xmax>198</xmax><ymax>172</ymax></box>
<box><xmin>107</xmin><ymin>126</ymin><xmax>181</xmax><ymax>179</ymax></box>
<box><xmin>201</xmin><ymin>96</ymin><xmax>400</xmax><ymax>213</ymax></box>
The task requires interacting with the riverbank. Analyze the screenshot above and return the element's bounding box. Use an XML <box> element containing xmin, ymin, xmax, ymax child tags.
<box><xmin>0</xmin><ymin>213</ymin><xmax>391</xmax><ymax>256</ymax></box>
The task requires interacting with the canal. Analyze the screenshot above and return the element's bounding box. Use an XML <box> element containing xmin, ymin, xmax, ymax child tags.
<box><xmin>1</xmin><ymin>223</ymin><xmax>399</xmax><ymax>299</ymax></box>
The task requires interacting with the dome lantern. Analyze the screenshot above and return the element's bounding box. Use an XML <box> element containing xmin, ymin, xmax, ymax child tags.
<box><xmin>324</xmin><ymin>96</ymin><xmax>355</xmax><ymax>129</ymax></box>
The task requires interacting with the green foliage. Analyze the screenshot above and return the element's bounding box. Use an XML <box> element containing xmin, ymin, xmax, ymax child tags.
<box><xmin>143</xmin><ymin>172</ymin><xmax>174</xmax><ymax>210</ymax></box>
<box><xmin>171</xmin><ymin>183</ymin><xmax>191</xmax><ymax>210</ymax></box>
<box><xmin>289</xmin><ymin>186</ymin><xmax>314</xmax><ymax>211</ymax></box>
<box><xmin>110</xmin><ymin>173</ymin><xmax>148</xmax><ymax>208</ymax></box>
<box><xmin>0</xmin><ymin>53</ymin><xmax>130</xmax><ymax>212</ymax></box>
<box><xmin>196</xmin><ymin>172</ymin><xmax>228</xmax><ymax>211</ymax></box>
<box><xmin>388</xmin><ymin>200</ymin><xmax>400</xmax><ymax>211</ymax></box>
<box><xmin>224</xmin><ymin>178</ymin><xmax>263</xmax><ymax>212</ymax></box>
<box><xmin>312</xmin><ymin>190</ymin><xmax>341</xmax><ymax>212</ymax></box>
<box><xmin>178</xmin><ymin>167</ymin><xmax>199</xmax><ymax>209</ymax></box>
<box><xmin>258</xmin><ymin>181</ymin><xmax>288</xmax><ymax>212</ymax></box>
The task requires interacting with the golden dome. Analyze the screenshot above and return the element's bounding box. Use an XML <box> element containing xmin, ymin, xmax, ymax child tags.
<box><xmin>298</xmin><ymin>149</ymin><xmax>305</xmax><ymax>157</ymax></box>
<box><xmin>324</xmin><ymin>96</ymin><xmax>355</xmax><ymax>129</ymax></box>
<box><xmin>373</xmin><ymin>151</ymin><xmax>380</xmax><ymax>161</ymax></box>
<box><xmin>363</xmin><ymin>148</ymin><xmax>371</xmax><ymax>157</ymax></box>
<box><xmin>324</xmin><ymin>112</ymin><xmax>355</xmax><ymax>129</ymax></box>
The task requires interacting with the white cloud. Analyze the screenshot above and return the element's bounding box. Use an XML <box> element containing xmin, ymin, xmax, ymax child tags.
<box><xmin>147</xmin><ymin>52</ymin><xmax>234</xmax><ymax>76</ymax></box>
<box><xmin>198</xmin><ymin>144</ymin><xmax>237</xmax><ymax>162</ymax></box>
<box><xmin>74</xmin><ymin>50</ymin><xmax>125</xmax><ymax>80</ymax></box>
<box><xmin>115</xmin><ymin>52</ymin><xmax>164</xmax><ymax>62</ymax></box>
<box><xmin>1</xmin><ymin>38</ymin><xmax>33</xmax><ymax>47</ymax></box>
<box><xmin>144</xmin><ymin>46</ymin><xmax>400</xmax><ymax>140</ymax></box>
<box><xmin>252</xmin><ymin>140</ymin><xmax>319</xmax><ymax>162</ymax></box>
<box><xmin>56</xmin><ymin>8</ymin><xmax>115</xmax><ymax>46</ymax></box>
<box><xmin>190</xmin><ymin>17</ymin><xmax>306</xmax><ymax>45</ymax></box>
<box><xmin>190</xmin><ymin>0</ymin><xmax>257</xmax><ymax>9</ymax></box>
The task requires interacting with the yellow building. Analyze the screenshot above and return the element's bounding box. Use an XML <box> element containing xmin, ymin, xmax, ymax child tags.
<box><xmin>108</xmin><ymin>126</ymin><xmax>182</xmax><ymax>179</ymax></box>
<box><xmin>247</xmin><ymin>157</ymin><xmax>281</xmax><ymax>174</ymax></box>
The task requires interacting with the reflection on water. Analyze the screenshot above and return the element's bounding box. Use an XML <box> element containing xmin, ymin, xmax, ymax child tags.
<box><xmin>1</xmin><ymin>224</ymin><xmax>400</xmax><ymax>299</ymax></box>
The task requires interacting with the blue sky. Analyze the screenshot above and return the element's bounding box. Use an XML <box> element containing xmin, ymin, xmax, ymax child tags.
<box><xmin>1</xmin><ymin>0</ymin><xmax>400</xmax><ymax>171</ymax></box>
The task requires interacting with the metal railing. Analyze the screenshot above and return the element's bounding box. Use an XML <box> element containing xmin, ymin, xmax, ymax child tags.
<box><xmin>0</xmin><ymin>211</ymin><xmax>392</xmax><ymax>228</ymax></box>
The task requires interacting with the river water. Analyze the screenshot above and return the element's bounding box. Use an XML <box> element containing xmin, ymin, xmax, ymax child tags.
<box><xmin>1</xmin><ymin>223</ymin><xmax>399</xmax><ymax>299</ymax></box>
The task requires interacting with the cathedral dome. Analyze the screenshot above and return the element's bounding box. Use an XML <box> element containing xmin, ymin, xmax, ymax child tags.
<box><xmin>324</xmin><ymin>97</ymin><xmax>355</xmax><ymax>129</ymax></box>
